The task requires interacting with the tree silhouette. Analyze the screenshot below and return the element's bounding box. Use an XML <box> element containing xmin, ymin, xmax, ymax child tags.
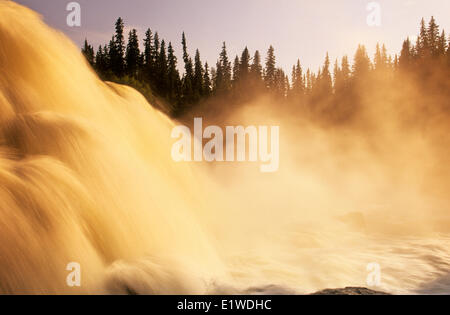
<box><xmin>82</xmin><ymin>39</ymin><xmax>95</xmax><ymax>67</ymax></box>
<box><xmin>193</xmin><ymin>49</ymin><xmax>204</xmax><ymax>99</ymax></box>
<box><xmin>125</xmin><ymin>29</ymin><xmax>140</xmax><ymax>77</ymax></box>
<box><xmin>82</xmin><ymin>16</ymin><xmax>448</xmax><ymax>118</ymax></box>
<box><xmin>111</xmin><ymin>17</ymin><xmax>125</xmax><ymax>77</ymax></box>
<box><xmin>265</xmin><ymin>46</ymin><xmax>276</xmax><ymax>91</ymax></box>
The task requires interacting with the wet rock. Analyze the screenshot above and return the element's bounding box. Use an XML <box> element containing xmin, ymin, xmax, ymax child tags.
<box><xmin>311</xmin><ymin>287</ymin><xmax>390</xmax><ymax>295</ymax></box>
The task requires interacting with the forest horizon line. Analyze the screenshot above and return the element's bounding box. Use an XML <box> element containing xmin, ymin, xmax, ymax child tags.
<box><xmin>81</xmin><ymin>16</ymin><xmax>450</xmax><ymax>119</ymax></box>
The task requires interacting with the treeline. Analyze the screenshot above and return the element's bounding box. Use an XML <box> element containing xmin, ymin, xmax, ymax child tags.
<box><xmin>82</xmin><ymin>17</ymin><xmax>450</xmax><ymax>117</ymax></box>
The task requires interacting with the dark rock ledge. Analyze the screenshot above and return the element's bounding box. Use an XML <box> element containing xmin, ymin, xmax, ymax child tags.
<box><xmin>311</xmin><ymin>287</ymin><xmax>390</xmax><ymax>295</ymax></box>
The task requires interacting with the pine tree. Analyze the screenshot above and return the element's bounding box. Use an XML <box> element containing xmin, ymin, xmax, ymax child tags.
<box><xmin>232</xmin><ymin>55</ymin><xmax>240</xmax><ymax>86</ymax></box>
<box><xmin>181</xmin><ymin>32</ymin><xmax>189</xmax><ymax>64</ymax></box>
<box><xmin>167</xmin><ymin>42</ymin><xmax>181</xmax><ymax>105</ymax></box>
<box><xmin>210</xmin><ymin>66</ymin><xmax>217</xmax><ymax>93</ymax></box>
<box><xmin>193</xmin><ymin>49</ymin><xmax>204</xmax><ymax>98</ymax></box>
<box><xmin>447</xmin><ymin>35</ymin><xmax>450</xmax><ymax>66</ymax></box>
<box><xmin>320</xmin><ymin>52</ymin><xmax>333</xmax><ymax>96</ymax></box>
<box><xmin>399</xmin><ymin>38</ymin><xmax>413</xmax><ymax>69</ymax></box>
<box><xmin>112</xmin><ymin>17</ymin><xmax>125</xmax><ymax>77</ymax></box>
<box><xmin>143</xmin><ymin>29</ymin><xmax>153</xmax><ymax>65</ymax></box>
<box><xmin>216</xmin><ymin>42</ymin><xmax>232</xmax><ymax>93</ymax></box>
<box><xmin>250</xmin><ymin>50</ymin><xmax>263</xmax><ymax>91</ymax></box>
<box><xmin>251</xmin><ymin>51</ymin><xmax>263</xmax><ymax>81</ymax></box>
<box><xmin>333</xmin><ymin>59</ymin><xmax>341</xmax><ymax>90</ymax></box>
<box><xmin>239</xmin><ymin>47</ymin><xmax>251</xmax><ymax>82</ymax></box>
<box><xmin>291</xmin><ymin>59</ymin><xmax>304</xmax><ymax>98</ymax></box>
<box><xmin>428</xmin><ymin>16</ymin><xmax>440</xmax><ymax>57</ymax></box>
<box><xmin>437</xmin><ymin>30</ymin><xmax>447</xmax><ymax>57</ymax></box>
<box><xmin>446</xmin><ymin>36</ymin><xmax>450</xmax><ymax>66</ymax></box>
<box><xmin>143</xmin><ymin>28</ymin><xmax>156</xmax><ymax>81</ymax></box>
<box><xmin>341</xmin><ymin>56</ymin><xmax>351</xmax><ymax>81</ymax></box>
<box><xmin>181</xmin><ymin>32</ymin><xmax>194</xmax><ymax>102</ymax></box>
<box><xmin>352</xmin><ymin>45</ymin><xmax>371</xmax><ymax>79</ymax></box>
<box><xmin>374</xmin><ymin>43</ymin><xmax>383</xmax><ymax>70</ymax></box>
<box><xmin>108</xmin><ymin>35</ymin><xmax>118</xmax><ymax>76</ymax></box>
<box><xmin>284</xmin><ymin>74</ymin><xmax>290</xmax><ymax>98</ymax></box>
<box><xmin>214</xmin><ymin>60</ymin><xmax>222</xmax><ymax>94</ymax></box>
<box><xmin>417</xmin><ymin>18</ymin><xmax>430</xmax><ymax>59</ymax></box>
<box><xmin>203</xmin><ymin>62</ymin><xmax>212</xmax><ymax>96</ymax></box>
<box><xmin>125</xmin><ymin>29</ymin><xmax>140</xmax><ymax>77</ymax></box>
<box><xmin>157</xmin><ymin>40</ymin><xmax>169</xmax><ymax>95</ymax></box>
<box><xmin>82</xmin><ymin>39</ymin><xmax>95</xmax><ymax>67</ymax></box>
<box><xmin>381</xmin><ymin>44</ymin><xmax>389</xmax><ymax>68</ymax></box>
<box><xmin>307</xmin><ymin>69</ymin><xmax>316</xmax><ymax>96</ymax></box>
<box><xmin>393</xmin><ymin>54</ymin><xmax>399</xmax><ymax>70</ymax></box>
<box><xmin>335</xmin><ymin>56</ymin><xmax>351</xmax><ymax>95</ymax></box>
<box><xmin>95</xmin><ymin>45</ymin><xmax>104</xmax><ymax>73</ymax></box>
<box><xmin>265</xmin><ymin>45</ymin><xmax>276</xmax><ymax>91</ymax></box>
<box><xmin>153</xmin><ymin>32</ymin><xmax>160</xmax><ymax>68</ymax></box>
<box><xmin>273</xmin><ymin>68</ymin><xmax>287</xmax><ymax>97</ymax></box>
<box><xmin>334</xmin><ymin>56</ymin><xmax>351</xmax><ymax>97</ymax></box>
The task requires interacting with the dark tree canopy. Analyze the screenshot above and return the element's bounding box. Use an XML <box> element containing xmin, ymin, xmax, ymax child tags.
<box><xmin>82</xmin><ymin>17</ymin><xmax>449</xmax><ymax>117</ymax></box>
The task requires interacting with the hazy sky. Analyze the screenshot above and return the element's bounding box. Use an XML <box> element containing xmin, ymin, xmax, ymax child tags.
<box><xmin>14</xmin><ymin>0</ymin><xmax>450</xmax><ymax>73</ymax></box>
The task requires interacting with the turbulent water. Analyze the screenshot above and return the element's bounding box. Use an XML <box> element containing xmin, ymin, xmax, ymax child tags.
<box><xmin>0</xmin><ymin>1</ymin><xmax>449</xmax><ymax>294</ymax></box>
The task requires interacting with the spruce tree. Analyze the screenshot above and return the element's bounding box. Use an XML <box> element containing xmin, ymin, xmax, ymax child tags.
<box><xmin>232</xmin><ymin>55</ymin><xmax>240</xmax><ymax>86</ymax></box>
<box><xmin>374</xmin><ymin>43</ymin><xmax>383</xmax><ymax>70</ymax></box>
<box><xmin>265</xmin><ymin>46</ymin><xmax>276</xmax><ymax>91</ymax></box>
<box><xmin>167</xmin><ymin>42</ymin><xmax>181</xmax><ymax>105</ymax></box>
<box><xmin>217</xmin><ymin>42</ymin><xmax>232</xmax><ymax>93</ymax></box>
<box><xmin>157</xmin><ymin>40</ymin><xmax>169</xmax><ymax>95</ymax></box>
<box><xmin>108</xmin><ymin>35</ymin><xmax>118</xmax><ymax>76</ymax></box>
<box><xmin>214</xmin><ymin>60</ymin><xmax>222</xmax><ymax>94</ymax></box>
<box><xmin>305</xmin><ymin>69</ymin><xmax>312</xmax><ymax>95</ymax></box>
<box><xmin>428</xmin><ymin>16</ymin><xmax>440</xmax><ymax>57</ymax></box>
<box><xmin>352</xmin><ymin>45</ymin><xmax>371</xmax><ymax>79</ymax></box>
<box><xmin>112</xmin><ymin>17</ymin><xmax>125</xmax><ymax>77</ymax></box>
<box><xmin>291</xmin><ymin>59</ymin><xmax>304</xmax><ymax>98</ymax></box>
<box><xmin>333</xmin><ymin>59</ymin><xmax>341</xmax><ymax>90</ymax></box>
<box><xmin>437</xmin><ymin>30</ymin><xmax>447</xmax><ymax>57</ymax></box>
<box><xmin>399</xmin><ymin>38</ymin><xmax>413</xmax><ymax>69</ymax></box>
<box><xmin>417</xmin><ymin>18</ymin><xmax>430</xmax><ymax>59</ymax></box>
<box><xmin>341</xmin><ymin>56</ymin><xmax>351</xmax><ymax>81</ymax></box>
<box><xmin>193</xmin><ymin>49</ymin><xmax>204</xmax><ymax>97</ymax></box>
<box><xmin>95</xmin><ymin>45</ymin><xmax>104</xmax><ymax>73</ymax></box>
<box><xmin>210</xmin><ymin>66</ymin><xmax>217</xmax><ymax>93</ymax></box>
<box><xmin>381</xmin><ymin>44</ymin><xmax>389</xmax><ymax>68</ymax></box>
<box><xmin>82</xmin><ymin>39</ymin><xmax>95</xmax><ymax>67</ymax></box>
<box><xmin>250</xmin><ymin>50</ymin><xmax>263</xmax><ymax>91</ymax></box>
<box><xmin>181</xmin><ymin>32</ymin><xmax>194</xmax><ymax>103</ymax></box>
<box><xmin>239</xmin><ymin>47</ymin><xmax>251</xmax><ymax>82</ymax></box>
<box><xmin>333</xmin><ymin>56</ymin><xmax>351</xmax><ymax>97</ymax></box>
<box><xmin>447</xmin><ymin>36</ymin><xmax>450</xmax><ymax>66</ymax></box>
<box><xmin>320</xmin><ymin>53</ymin><xmax>333</xmax><ymax>96</ymax></box>
<box><xmin>251</xmin><ymin>51</ymin><xmax>263</xmax><ymax>80</ymax></box>
<box><xmin>203</xmin><ymin>62</ymin><xmax>212</xmax><ymax>96</ymax></box>
<box><xmin>143</xmin><ymin>28</ymin><xmax>155</xmax><ymax>79</ymax></box>
<box><xmin>125</xmin><ymin>29</ymin><xmax>140</xmax><ymax>77</ymax></box>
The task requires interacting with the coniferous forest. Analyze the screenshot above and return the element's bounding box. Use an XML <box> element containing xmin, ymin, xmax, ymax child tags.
<box><xmin>82</xmin><ymin>17</ymin><xmax>450</xmax><ymax>120</ymax></box>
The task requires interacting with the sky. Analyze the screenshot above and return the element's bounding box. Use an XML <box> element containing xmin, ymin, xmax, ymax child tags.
<box><xmin>13</xmin><ymin>0</ymin><xmax>450</xmax><ymax>74</ymax></box>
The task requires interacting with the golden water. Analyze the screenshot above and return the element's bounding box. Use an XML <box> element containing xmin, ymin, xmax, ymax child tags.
<box><xmin>0</xmin><ymin>1</ymin><xmax>449</xmax><ymax>294</ymax></box>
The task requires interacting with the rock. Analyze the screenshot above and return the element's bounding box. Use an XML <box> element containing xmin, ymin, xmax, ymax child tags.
<box><xmin>311</xmin><ymin>287</ymin><xmax>390</xmax><ymax>295</ymax></box>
